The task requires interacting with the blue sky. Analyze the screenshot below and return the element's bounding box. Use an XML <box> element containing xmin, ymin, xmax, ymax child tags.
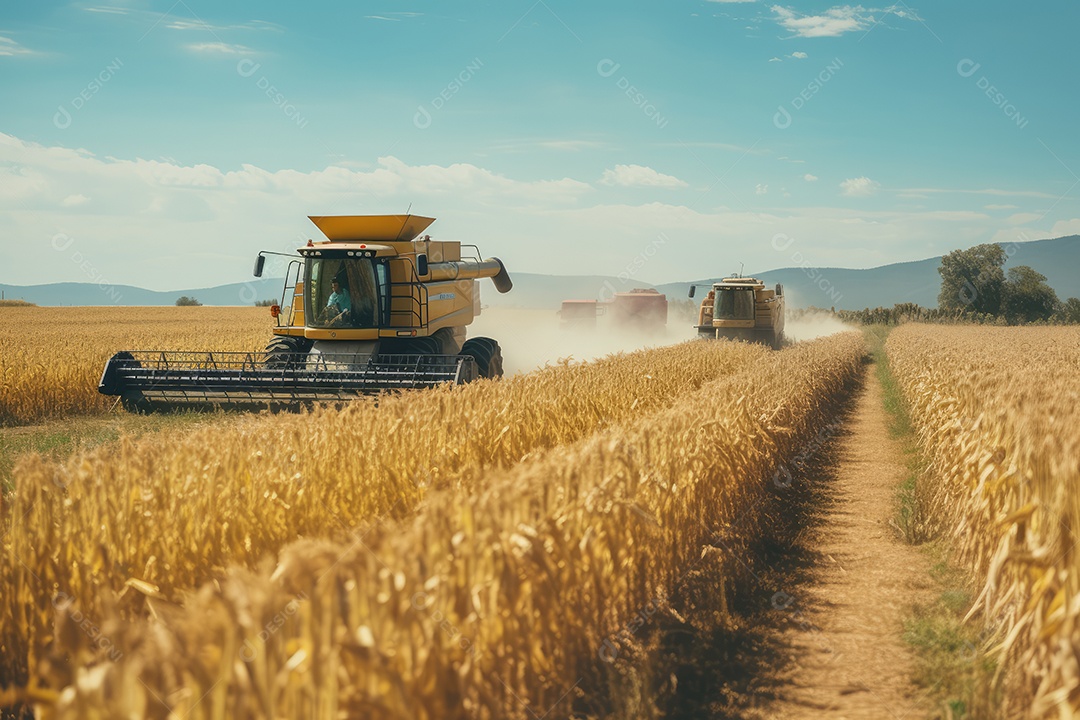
<box><xmin>1</xmin><ymin>1</ymin><xmax>1078</xmax><ymax>291</ymax></box>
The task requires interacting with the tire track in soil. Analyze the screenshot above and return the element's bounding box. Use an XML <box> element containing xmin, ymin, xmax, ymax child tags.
<box><xmin>755</xmin><ymin>364</ymin><xmax>937</xmax><ymax>719</ymax></box>
<box><xmin>659</xmin><ymin>361</ymin><xmax>937</xmax><ymax>719</ymax></box>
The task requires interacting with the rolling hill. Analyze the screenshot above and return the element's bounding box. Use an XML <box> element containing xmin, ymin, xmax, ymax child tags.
<box><xmin>3</xmin><ymin>235</ymin><xmax>1077</xmax><ymax>311</ymax></box>
<box><xmin>655</xmin><ymin>235</ymin><xmax>1080</xmax><ymax>311</ymax></box>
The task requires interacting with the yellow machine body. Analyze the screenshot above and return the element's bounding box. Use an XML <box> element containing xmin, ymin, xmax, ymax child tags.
<box><xmin>694</xmin><ymin>276</ymin><xmax>785</xmax><ymax>348</ymax></box>
<box><xmin>270</xmin><ymin>215</ymin><xmax>511</xmax><ymax>349</ymax></box>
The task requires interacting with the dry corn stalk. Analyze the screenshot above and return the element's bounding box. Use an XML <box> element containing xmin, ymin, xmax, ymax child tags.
<box><xmin>2</xmin><ymin>337</ymin><xmax>766</xmax><ymax>693</ymax></box>
<box><xmin>13</xmin><ymin>332</ymin><xmax>864</xmax><ymax>718</ymax></box>
<box><xmin>0</xmin><ymin>306</ymin><xmax>272</xmax><ymax>425</ymax></box>
<box><xmin>887</xmin><ymin>324</ymin><xmax>1080</xmax><ymax>718</ymax></box>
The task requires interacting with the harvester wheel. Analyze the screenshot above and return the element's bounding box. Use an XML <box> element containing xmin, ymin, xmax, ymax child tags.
<box><xmin>265</xmin><ymin>336</ymin><xmax>312</xmax><ymax>369</ymax></box>
<box><xmin>461</xmin><ymin>337</ymin><xmax>503</xmax><ymax>379</ymax></box>
<box><xmin>485</xmin><ymin>343</ymin><xmax>504</xmax><ymax>378</ymax></box>
<box><xmin>412</xmin><ymin>337</ymin><xmax>441</xmax><ymax>356</ymax></box>
<box><xmin>120</xmin><ymin>393</ymin><xmax>153</xmax><ymax>414</ymax></box>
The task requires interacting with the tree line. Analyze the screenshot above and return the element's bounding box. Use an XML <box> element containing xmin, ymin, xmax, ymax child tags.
<box><xmin>811</xmin><ymin>243</ymin><xmax>1080</xmax><ymax>325</ymax></box>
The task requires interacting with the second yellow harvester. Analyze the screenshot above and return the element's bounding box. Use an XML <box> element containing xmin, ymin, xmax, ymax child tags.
<box><xmin>689</xmin><ymin>275</ymin><xmax>785</xmax><ymax>349</ymax></box>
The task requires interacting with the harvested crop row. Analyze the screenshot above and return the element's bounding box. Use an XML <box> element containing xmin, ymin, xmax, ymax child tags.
<box><xmin>0</xmin><ymin>307</ymin><xmax>272</xmax><ymax>425</ymax></box>
<box><xmin>22</xmin><ymin>332</ymin><xmax>865</xmax><ymax>718</ymax></box>
<box><xmin>886</xmin><ymin>324</ymin><xmax>1080</xmax><ymax>718</ymax></box>
<box><xmin>1</xmin><ymin>338</ymin><xmax>767</xmax><ymax>690</ymax></box>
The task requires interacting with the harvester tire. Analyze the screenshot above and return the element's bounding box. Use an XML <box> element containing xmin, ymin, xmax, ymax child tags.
<box><xmin>265</xmin><ymin>336</ymin><xmax>312</xmax><ymax>369</ymax></box>
<box><xmin>461</xmin><ymin>337</ymin><xmax>503</xmax><ymax>379</ymax></box>
<box><xmin>120</xmin><ymin>393</ymin><xmax>153</xmax><ymax>414</ymax></box>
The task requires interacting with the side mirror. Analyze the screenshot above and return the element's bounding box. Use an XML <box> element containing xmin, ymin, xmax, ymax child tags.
<box><xmin>688</xmin><ymin>285</ymin><xmax>696</xmax><ymax>299</ymax></box>
<box><xmin>416</xmin><ymin>253</ymin><xmax>428</xmax><ymax>277</ymax></box>
<box><xmin>253</xmin><ymin>255</ymin><xmax>265</xmax><ymax>278</ymax></box>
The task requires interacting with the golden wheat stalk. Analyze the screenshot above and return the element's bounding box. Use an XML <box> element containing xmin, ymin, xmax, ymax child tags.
<box><xmin>13</xmin><ymin>332</ymin><xmax>863</xmax><ymax>718</ymax></box>
<box><xmin>887</xmin><ymin>324</ymin><xmax>1080</xmax><ymax>718</ymax></box>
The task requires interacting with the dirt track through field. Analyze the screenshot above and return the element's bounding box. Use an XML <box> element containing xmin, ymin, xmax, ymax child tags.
<box><xmin>760</xmin><ymin>363</ymin><xmax>935</xmax><ymax>719</ymax></box>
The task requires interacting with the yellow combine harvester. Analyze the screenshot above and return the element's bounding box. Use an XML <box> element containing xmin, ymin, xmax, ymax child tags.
<box><xmin>689</xmin><ymin>275</ymin><xmax>785</xmax><ymax>349</ymax></box>
<box><xmin>99</xmin><ymin>214</ymin><xmax>512</xmax><ymax>411</ymax></box>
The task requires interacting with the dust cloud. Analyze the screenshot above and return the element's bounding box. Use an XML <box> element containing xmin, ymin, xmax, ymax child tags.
<box><xmin>468</xmin><ymin>307</ymin><xmax>855</xmax><ymax>376</ymax></box>
<box><xmin>784</xmin><ymin>311</ymin><xmax>857</xmax><ymax>342</ymax></box>
<box><xmin>468</xmin><ymin>307</ymin><xmax>698</xmax><ymax>376</ymax></box>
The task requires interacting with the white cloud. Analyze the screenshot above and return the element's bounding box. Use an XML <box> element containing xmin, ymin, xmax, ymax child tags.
<box><xmin>840</xmin><ymin>176</ymin><xmax>880</xmax><ymax>197</ymax></box>
<box><xmin>165</xmin><ymin>18</ymin><xmax>281</xmax><ymax>32</ymax></box>
<box><xmin>600</xmin><ymin>164</ymin><xmax>688</xmax><ymax>188</ymax></box>
<box><xmin>365</xmin><ymin>12</ymin><xmax>423</xmax><ymax>20</ymax></box>
<box><xmin>61</xmin><ymin>194</ymin><xmax>89</xmax><ymax>207</ymax></box>
<box><xmin>84</xmin><ymin>10</ymin><xmax>282</xmax><ymax>33</ymax></box>
<box><xmin>985</xmin><ymin>204</ymin><xmax>1019</xmax><ymax>210</ymax></box>
<box><xmin>803</xmin><ymin>174</ymin><xmax>818</xmax><ymax>182</ymax></box>
<box><xmin>768</xmin><ymin>56</ymin><xmax>782</xmax><ymax>62</ymax></box>
<box><xmin>755</xmin><ymin>183</ymin><xmax>769</xmax><ymax>195</ymax></box>
<box><xmin>1005</xmin><ymin>212</ymin><xmax>1042</xmax><ymax>226</ymax></box>
<box><xmin>0</xmin><ymin>35</ymin><xmax>34</xmax><ymax>56</ymax></box>
<box><xmin>1</xmin><ymin>131</ymin><xmax>1076</xmax><ymax>296</ymax></box>
<box><xmin>1049</xmin><ymin>219</ymin><xmax>1080</xmax><ymax>237</ymax></box>
<box><xmin>186</xmin><ymin>42</ymin><xmax>254</xmax><ymax>55</ymax></box>
<box><xmin>0</xmin><ymin>132</ymin><xmax>595</xmax><ymax>287</ymax></box>
<box><xmin>790</xmin><ymin>51</ymin><xmax>808</xmax><ymax>59</ymax></box>
<box><xmin>771</xmin><ymin>5</ymin><xmax>919</xmax><ymax>38</ymax></box>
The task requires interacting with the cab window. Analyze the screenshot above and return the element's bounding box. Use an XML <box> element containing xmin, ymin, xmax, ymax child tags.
<box><xmin>308</xmin><ymin>257</ymin><xmax>381</xmax><ymax>328</ymax></box>
<box><xmin>715</xmin><ymin>288</ymin><xmax>755</xmax><ymax>321</ymax></box>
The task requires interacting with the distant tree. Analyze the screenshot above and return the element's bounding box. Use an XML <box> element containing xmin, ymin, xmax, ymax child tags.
<box><xmin>175</xmin><ymin>296</ymin><xmax>202</xmax><ymax>307</ymax></box>
<box><xmin>937</xmin><ymin>244</ymin><xmax>1006</xmax><ymax>315</ymax></box>
<box><xmin>1058</xmin><ymin>297</ymin><xmax>1080</xmax><ymax>324</ymax></box>
<box><xmin>1001</xmin><ymin>266</ymin><xmax>1059</xmax><ymax>323</ymax></box>
<box><xmin>254</xmin><ymin>299</ymin><xmax>276</xmax><ymax>307</ymax></box>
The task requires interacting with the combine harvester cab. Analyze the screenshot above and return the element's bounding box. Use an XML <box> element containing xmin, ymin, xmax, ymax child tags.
<box><xmin>689</xmin><ymin>276</ymin><xmax>785</xmax><ymax>349</ymax></box>
<box><xmin>99</xmin><ymin>214</ymin><xmax>513</xmax><ymax>412</ymax></box>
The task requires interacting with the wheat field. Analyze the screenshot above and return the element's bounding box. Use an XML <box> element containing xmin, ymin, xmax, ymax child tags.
<box><xmin>0</xmin><ymin>307</ymin><xmax>273</xmax><ymax>425</ymax></box>
<box><xmin>1</xmin><ymin>335</ymin><xmax>770</xmax><ymax>699</ymax></box>
<box><xmin>0</xmin><ymin>328</ymin><xmax>864</xmax><ymax>717</ymax></box>
<box><xmin>886</xmin><ymin>325</ymin><xmax>1080</xmax><ymax>718</ymax></box>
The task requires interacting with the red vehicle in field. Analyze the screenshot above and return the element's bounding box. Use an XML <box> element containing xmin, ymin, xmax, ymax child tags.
<box><xmin>558</xmin><ymin>288</ymin><xmax>667</xmax><ymax>333</ymax></box>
